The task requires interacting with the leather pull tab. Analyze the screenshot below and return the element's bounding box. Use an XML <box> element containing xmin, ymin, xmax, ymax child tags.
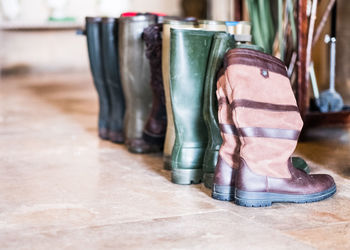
<box><xmin>261</xmin><ymin>68</ymin><xmax>269</xmax><ymax>78</ymax></box>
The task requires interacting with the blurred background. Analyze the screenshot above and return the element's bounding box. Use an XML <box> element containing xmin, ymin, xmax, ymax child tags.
<box><xmin>0</xmin><ymin>0</ymin><xmax>349</xmax><ymax>104</ymax></box>
<box><xmin>0</xmin><ymin>0</ymin><xmax>238</xmax><ymax>75</ymax></box>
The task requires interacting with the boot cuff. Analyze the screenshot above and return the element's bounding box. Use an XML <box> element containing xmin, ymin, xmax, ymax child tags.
<box><xmin>225</xmin><ymin>48</ymin><xmax>287</xmax><ymax>77</ymax></box>
<box><xmin>119</xmin><ymin>15</ymin><xmax>157</xmax><ymax>23</ymax></box>
<box><xmin>86</xmin><ymin>17</ymin><xmax>102</xmax><ymax>23</ymax></box>
<box><xmin>101</xmin><ymin>17</ymin><xmax>118</xmax><ymax>23</ymax></box>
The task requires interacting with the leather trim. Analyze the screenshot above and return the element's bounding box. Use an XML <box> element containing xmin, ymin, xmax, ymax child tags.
<box><xmin>239</xmin><ymin>127</ymin><xmax>300</xmax><ymax>140</ymax></box>
<box><xmin>86</xmin><ymin>17</ymin><xmax>102</xmax><ymax>23</ymax></box>
<box><xmin>219</xmin><ymin>123</ymin><xmax>239</xmax><ymax>135</ymax></box>
<box><xmin>218</xmin><ymin>97</ymin><xmax>229</xmax><ymax>106</ymax></box>
<box><xmin>217</xmin><ymin>68</ymin><xmax>225</xmax><ymax>79</ymax></box>
<box><xmin>225</xmin><ymin>48</ymin><xmax>287</xmax><ymax>77</ymax></box>
<box><xmin>231</xmin><ymin>99</ymin><xmax>299</xmax><ymax>112</ymax></box>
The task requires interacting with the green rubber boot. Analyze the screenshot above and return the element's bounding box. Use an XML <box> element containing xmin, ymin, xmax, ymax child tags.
<box><xmin>170</xmin><ymin>28</ymin><xmax>218</xmax><ymax>184</ymax></box>
<box><xmin>101</xmin><ymin>17</ymin><xmax>125</xmax><ymax>143</ymax></box>
<box><xmin>162</xmin><ymin>19</ymin><xmax>197</xmax><ymax>170</ymax></box>
<box><xmin>202</xmin><ymin>32</ymin><xmax>236</xmax><ymax>189</ymax></box>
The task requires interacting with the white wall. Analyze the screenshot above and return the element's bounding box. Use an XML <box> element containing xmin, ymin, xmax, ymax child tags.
<box><xmin>0</xmin><ymin>0</ymin><xmax>182</xmax><ymax>23</ymax></box>
<box><xmin>0</xmin><ymin>0</ymin><xmax>182</xmax><ymax>74</ymax></box>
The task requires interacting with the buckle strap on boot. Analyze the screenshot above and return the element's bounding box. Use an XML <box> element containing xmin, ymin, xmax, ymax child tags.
<box><xmin>239</xmin><ymin>127</ymin><xmax>300</xmax><ymax>140</ymax></box>
<box><xmin>219</xmin><ymin>124</ymin><xmax>239</xmax><ymax>135</ymax></box>
<box><xmin>230</xmin><ymin>99</ymin><xmax>299</xmax><ymax>112</ymax></box>
<box><xmin>218</xmin><ymin>97</ymin><xmax>230</xmax><ymax>106</ymax></box>
<box><xmin>219</xmin><ymin>123</ymin><xmax>300</xmax><ymax>140</ymax></box>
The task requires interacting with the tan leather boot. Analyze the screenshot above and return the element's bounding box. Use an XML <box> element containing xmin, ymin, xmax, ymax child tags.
<box><xmin>222</xmin><ymin>48</ymin><xmax>335</xmax><ymax>207</ymax></box>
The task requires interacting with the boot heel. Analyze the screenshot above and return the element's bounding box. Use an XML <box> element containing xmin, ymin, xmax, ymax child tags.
<box><xmin>171</xmin><ymin>169</ymin><xmax>202</xmax><ymax>184</ymax></box>
<box><xmin>211</xmin><ymin>184</ymin><xmax>235</xmax><ymax>201</ymax></box>
<box><xmin>203</xmin><ymin>173</ymin><xmax>214</xmax><ymax>189</ymax></box>
<box><xmin>234</xmin><ymin>189</ymin><xmax>273</xmax><ymax>207</ymax></box>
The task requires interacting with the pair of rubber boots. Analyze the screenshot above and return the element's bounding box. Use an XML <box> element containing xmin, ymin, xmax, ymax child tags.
<box><xmin>169</xmin><ymin>25</ymin><xmax>312</xmax><ymax>187</ymax></box>
<box><xmin>167</xmin><ymin>23</ymin><xmax>264</xmax><ymax>185</ymax></box>
<box><xmin>163</xmin><ymin>20</ymin><xmax>252</xmax><ymax>171</ymax></box>
<box><xmin>212</xmin><ymin>48</ymin><xmax>336</xmax><ymax>207</ymax></box>
<box><xmin>85</xmin><ymin>15</ymin><xmax>167</xmax><ymax>151</ymax></box>
<box><xmin>163</xmin><ymin>19</ymin><xmax>230</xmax><ymax>171</ymax></box>
<box><xmin>85</xmin><ymin>17</ymin><xmax>125</xmax><ymax>143</ymax></box>
<box><xmin>119</xmin><ymin>14</ymin><xmax>167</xmax><ymax>153</ymax></box>
<box><xmin>170</xmin><ymin>25</ymin><xmax>235</xmax><ymax>185</ymax></box>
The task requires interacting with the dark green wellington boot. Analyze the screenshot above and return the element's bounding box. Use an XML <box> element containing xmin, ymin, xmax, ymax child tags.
<box><xmin>162</xmin><ymin>19</ymin><xmax>197</xmax><ymax>170</ymax></box>
<box><xmin>85</xmin><ymin>17</ymin><xmax>111</xmax><ymax>140</ymax></box>
<box><xmin>101</xmin><ymin>17</ymin><xmax>125</xmax><ymax>143</ymax></box>
<box><xmin>118</xmin><ymin>15</ymin><xmax>156</xmax><ymax>150</ymax></box>
<box><xmin>170</xmin><ymin>28</ymin><xmax>218</xmax><ymax>184</ymax></box>
<box><xmin>202</xmin><ymin>32</ymin><xmax>236</xmax><ymax>189</ymax></box>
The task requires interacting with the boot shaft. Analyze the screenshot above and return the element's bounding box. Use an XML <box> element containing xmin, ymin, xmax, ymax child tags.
<box><xmin>85</xmin><ymin>17</ymin><xmax>110</xmax><ymax>132</ymax></box>
<box><xmin>161</xmin><ymin>19</ymin><xmax>196</xmax><ymax>167</ymax></box>
<box><xmin>203</xmin><ymin>33</ymin><xmax>235</xmax><ymax>146</ymax></box>
<box><xmin>169</xmin><ymin>28</ymin><xmax>216</xmax><ymax>180</ymax></box>
<box><xmin>85</xmin><ymin>17</ymin><xmax>104</xmax><ymax>83</ymax></box>
<box><xmin>101</xmin><ymin>18</ymin><xmax>121</xmax><ymax>86</ymax></box>
<box><xmin>170</xmin><ymin>28</ymin><xmax>216</xmax><ymax>148</ymax></box>
<box><xmin>202</xmin><ymin>32</ymin><xmax>235</xmax><ymax>187</ymax></box>
<box><xmin>118</xmin><ymin>15</ymin><xmax>156</xmax><ymax>141</ymax></box>
<box><xmin>101</xmin><ymin>17</ymin><xmax>125</xmax><ymax>134</ymax></box>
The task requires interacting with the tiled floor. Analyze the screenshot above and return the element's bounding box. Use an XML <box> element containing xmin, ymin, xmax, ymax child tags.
<box><xmin>0</xmin><ymin>72</ymin><xmax>349</xmax><ymax>249</ymax></box>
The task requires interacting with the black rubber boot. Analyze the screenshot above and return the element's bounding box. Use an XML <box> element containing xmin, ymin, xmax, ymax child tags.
<box><xmin>101</xmin><ymin>17</ymin><xmax>125</xmax><ymax>143</ymax></box>
<box><xmin>85</xmin><ymin>17</ymin><xmax>110</xmax><ymax>140</ymax></box>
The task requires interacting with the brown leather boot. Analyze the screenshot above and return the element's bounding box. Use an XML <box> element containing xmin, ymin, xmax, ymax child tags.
<box><xmin>128</xmin><ymin>23</ymin><xmax>167</xmax><ymax>153</ymax></box>
<box><xmin>222</xmin><ymin>48</ymin><xmax>336</xmax><ymax>207</ymax></box>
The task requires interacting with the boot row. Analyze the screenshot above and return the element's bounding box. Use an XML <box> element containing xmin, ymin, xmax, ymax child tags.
<box><xmin>84</xmin><ymin>14</ymin><xmax>166</xmax><ymax>153</ymax></box>
<box><xmin>165</xmin><ymin>21</ymin><xmax>336</xmax><ymax>207</ymax></box>
<box><xmin>82</xmin><ymin>14</ymin><xmax>336</xmax><ymax>207</ymax></box>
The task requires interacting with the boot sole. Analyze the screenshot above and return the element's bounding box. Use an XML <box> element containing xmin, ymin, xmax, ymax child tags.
<box><xmin>128</xmin><ymin>146</ymin><xmax>162</xmax><ymax>154</ymax></box>
<box><xmin>235</xmin><ymin>185</ymin><xmax>336</xmax><ymax>207</ymax></box>
<box><xmin>171</xmin><ymin>168</ymin><xmax>202</xmax><ymax>185</ymax></box>
<box><xmin>163</xmin><ymin>156</ymin><xmax>172</xmax><ymax>170</ymax></box>
<box><xmin>203</xmin><ymin>173</ymin><xmax>214</xmax><ymax>189</ymax></box>
<box><xmin>211</xmin><ymin>184</ymin><xmax>235</xmax><ymax>201</ymax></box>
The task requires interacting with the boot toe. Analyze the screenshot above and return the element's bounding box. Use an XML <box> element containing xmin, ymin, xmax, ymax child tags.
<box><xmin>128</xmin><ymin>139</ymin><xmax>162</xmax><ymax>154</ymax></box>
<box><xmin>98</xmin><ymin>128</ymin><xmax>109</xmax><ymax>140</ymax></box>
<box><xmin>312</xmin><ymin>174</ymin><xmax>336</xmax><ymax>193</ymax></box>
<box><xmin>109</xmin><ymin>131</ymin><xmax>125</xmax><ymax>144</ymax></box>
